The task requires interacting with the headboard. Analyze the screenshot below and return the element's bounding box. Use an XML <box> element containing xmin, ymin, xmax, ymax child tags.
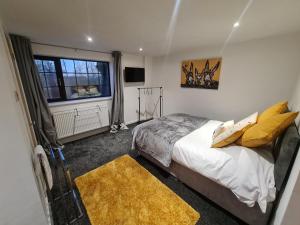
<box><xmin>274</xmin><ymin>123</ymin><xmax>300</xmax><ymax>192</ymax></box>
<box><xmin>267</xmin><ymin>123</ymin><xmax>299</xmax><ymax>224</ymax></box>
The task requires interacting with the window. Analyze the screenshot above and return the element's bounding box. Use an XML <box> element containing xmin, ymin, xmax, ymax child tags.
<box><xmin>35</xmin><ymin>59</ymin><xmax>61</xmax><ymax>101</ymax></box>
<box><xmin>34</xmin><ymin>56</ymin><xmax>111</xmax><ymax>102</ymax></box>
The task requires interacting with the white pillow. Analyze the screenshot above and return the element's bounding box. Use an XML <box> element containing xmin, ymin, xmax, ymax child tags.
<box><xmin>212</xmin><ymin>112</ymin><xmax>258</xmax><ymax>147</ymax></box>
<box><xmin>212</xmin><ymin>120</ymin><xmax>234</xmax><ymax>139</ymax></box>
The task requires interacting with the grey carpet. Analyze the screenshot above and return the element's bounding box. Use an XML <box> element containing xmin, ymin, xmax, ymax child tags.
<box><xmin>52</xmin><ymin>123</ymin><xmax>245</xmax><ymax>225</ymax></box>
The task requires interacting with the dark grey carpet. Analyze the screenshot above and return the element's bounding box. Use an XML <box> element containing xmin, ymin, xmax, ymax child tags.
<box><xmin>52</xmin><ymin>123</ymin><xmax>245</xmax><ymax>225</ymax></box>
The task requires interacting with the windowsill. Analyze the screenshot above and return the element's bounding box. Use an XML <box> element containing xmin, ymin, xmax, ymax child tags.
<box><xmin>48</xmin><ymin>96</ymin><xmax>113</xmax><ymax>107</ymax></box>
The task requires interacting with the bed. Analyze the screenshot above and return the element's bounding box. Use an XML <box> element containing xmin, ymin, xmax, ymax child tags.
<box><xmin>132</xmin><ymin>113</ymin><xmax>300</xmax><ymax>225</ymax></box>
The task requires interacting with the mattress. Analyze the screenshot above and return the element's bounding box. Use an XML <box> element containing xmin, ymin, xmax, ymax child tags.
<box><xmin>172</xmin><ymin>120</ymin><xmax>276</xmax><ymax>213</ymax></box>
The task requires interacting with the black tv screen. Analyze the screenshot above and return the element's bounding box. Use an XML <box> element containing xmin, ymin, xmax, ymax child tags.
<box><xmin>124</xmin><ymin>67</ymin><xmax>145</xmax><ymax>82</ymax></box>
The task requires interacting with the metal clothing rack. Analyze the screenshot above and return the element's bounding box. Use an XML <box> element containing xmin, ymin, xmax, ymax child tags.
<box><xmin>137</xmin><ymin>87</ymin><xmax>163</xmax><ymax>122</ymax></box>
<box><xmin>42</xmin><ymin>147</ymin><xmax>83</xmax><ymax>225</ymax></box>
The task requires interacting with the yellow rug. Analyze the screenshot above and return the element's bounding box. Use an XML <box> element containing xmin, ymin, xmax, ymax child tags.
<box><xmin>75</xmin><ymin>154</ymin><xmax>200</xmax><ymax>225</ymax></box>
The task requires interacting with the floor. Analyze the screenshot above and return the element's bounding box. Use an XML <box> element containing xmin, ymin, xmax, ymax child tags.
<box><xmin>52</xmin><ymin>123</ymin><xmax>244</xmax><ymax>225</ymax></box>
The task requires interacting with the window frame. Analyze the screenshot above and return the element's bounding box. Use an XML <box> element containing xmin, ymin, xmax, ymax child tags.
<box><xmin>34</xmin><ymin>55</ymin><xmax>111</xmax><ymax>103</ymax></box>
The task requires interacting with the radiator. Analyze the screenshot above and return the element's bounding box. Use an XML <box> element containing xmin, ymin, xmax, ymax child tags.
<box><xmin>53</xmin><ymin>105</ymin><xmax>109</xmax><ymax>139</ymax></box>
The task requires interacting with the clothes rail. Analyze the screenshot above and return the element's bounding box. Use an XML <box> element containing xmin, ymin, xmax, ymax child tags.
<box><xmin>137</xmin><ymin>87</ymin><xmax>163</xmax><ymax>122</ymax></box>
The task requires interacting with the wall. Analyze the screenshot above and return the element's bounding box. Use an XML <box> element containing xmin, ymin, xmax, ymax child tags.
<box><xmin>273</xmin><ymin>74</ymin><xmax>300</xmax><ymax>225</ymax></box>
<box><xmin>32</xmin><ymin>44</ymin><xmax>152</xmax><ymax>125</ymax></box>
<box><xmin>0</xmin><ymin>23</ymin><xmax>47</xmax><ymax>225</ymax></box>
<box><xmin>151</xmin><ymin>32</ymin><xmax>300</xmax><ymax>122</ymax></box>
<box><xmin>123</xmin><ymin>54</ymin><xmax>152</xmax><ymax>124</ymax></box>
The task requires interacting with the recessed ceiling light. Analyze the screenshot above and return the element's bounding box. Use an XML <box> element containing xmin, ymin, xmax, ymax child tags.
<box><xmin>139</xmin><ymin>47</ymin><xmax>143</xmax><ymax>52</ymax></box>
<box><xmin>87</xmin><ymin>36</ymin><xmax>93</xmax><ymax>42</ymax></box>
<box><xmin>233</xmin><ymin>22</ymin><xmax>240</xmax><ymax>28</ymax></box>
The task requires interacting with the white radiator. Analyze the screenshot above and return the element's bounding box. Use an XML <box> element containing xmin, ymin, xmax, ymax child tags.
<box><xmin>53</xmin><ymin>105</ymin><xmax>109</xmax><ymax>139</ymax></box>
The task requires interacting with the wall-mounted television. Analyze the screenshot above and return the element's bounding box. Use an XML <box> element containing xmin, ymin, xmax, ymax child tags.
<box><xmin>124</xmin><ymin>67</ymin><xmax>145</xmax><ymax>82</ymax></box>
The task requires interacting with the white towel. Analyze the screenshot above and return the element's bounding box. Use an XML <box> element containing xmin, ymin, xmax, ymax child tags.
<box><xmin>34</xmin><ymin>145</ymin><xmax>53</xmax><ymax>189</ymax></box>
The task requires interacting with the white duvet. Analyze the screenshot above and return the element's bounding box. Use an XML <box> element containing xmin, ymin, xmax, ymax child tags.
<box><xmin>172</xmin><ymin>120</ymin><xmax>276</xmax><ymax>213</ymax></box>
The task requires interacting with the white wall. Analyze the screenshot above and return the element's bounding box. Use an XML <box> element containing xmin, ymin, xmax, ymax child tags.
<box><xmin>273</xmin><ymin>75</ymin><xmax>300</xmax><ymax>225</ymax></box>
<box><xmin>122</xmin><ymin>54</ymin><xmax>152</xmax><ymax>124</ymax></box>
<box><xmin>151</xmin><ymin>32</ymin><xmax>300</xmax><ymax>121</ymax></box>
<box><xmin>32</xmin><ymin>44</ymin><xmax>152</xmax><ymax>125</ymax></box>
<box><xmin>0</xmin><ymin>23</ymin><xmax>46</xmax><ymax>225</ymax></box>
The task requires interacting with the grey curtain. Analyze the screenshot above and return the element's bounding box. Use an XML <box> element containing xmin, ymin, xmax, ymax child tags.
<box><xmin>10</xmin><ymin>34</ymin><xmax>59</xmax><ymax>147</ymax></box>
<box><xmin>111</xmin><ymin>51</ymin><xmax>125</xmax><ymax>125</ymax></box>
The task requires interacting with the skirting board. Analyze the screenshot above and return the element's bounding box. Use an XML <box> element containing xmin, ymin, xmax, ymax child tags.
<box><xmin>125</xmin><ymin>120</ymin><xmax>139</xmax><ymax>125</ymax></box>
<box><xmin>59</xmin><ymin>120</ymin><xmax>139</xmax><ymax>144</ymax></box>
<box><xmin>126</xmin><ymin>118</ymin><xmax>154</xmax><ymax>125</ymax></box>
<box><xmin>59</xmin><ymin>126</ymin><xmax>110</xmax><ymax>144</ymax></box>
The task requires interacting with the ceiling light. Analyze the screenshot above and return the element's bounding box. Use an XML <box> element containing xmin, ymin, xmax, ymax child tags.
<box><xmin>87</xmin><ymin>36</ymin><xmax>93</xmax><ymax>42</ymax></box>
<box><xmin>233</xmin><ymin>22</ymin><xmax>240</xmax><ymax>28</ymax></box>
<box><xmin>139</xmin><ymin>47</ymin><xmax>143</xmax><ymax>52</ymax></box>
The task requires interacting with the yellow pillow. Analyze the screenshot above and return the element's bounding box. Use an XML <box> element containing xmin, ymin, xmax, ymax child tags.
<box><xmin>258</xmin><ymin>101</ymin><xmax>288</xmax><ymax>123</ymax></box>
<box><xmin>239</xmin><ymin>112</ymin><xmax>298</xmax><ymax>148</ymax></box>
<box><xmin>212</xmin><ymin>112</ymin><xmax>258</xmax><ymax>148</ymax></box>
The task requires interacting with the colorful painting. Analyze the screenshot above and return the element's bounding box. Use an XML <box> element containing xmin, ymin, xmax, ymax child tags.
<box><xmin>181</xmin><ymin>57</ymin><xmax>222</xmax><ymax>89</ymax></box>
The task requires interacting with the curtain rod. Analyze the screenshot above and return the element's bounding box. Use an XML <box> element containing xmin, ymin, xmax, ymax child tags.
<box><xmin>31</xmin><ymin>41</ymin><xmax>112</xmax><ymax>54</ymax></box>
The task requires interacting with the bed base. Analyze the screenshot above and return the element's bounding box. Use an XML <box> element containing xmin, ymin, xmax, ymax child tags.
<box><xmin>138</xmin><ymin>150</ymin><xmax>272</xmax><ymax>225</ymax></box>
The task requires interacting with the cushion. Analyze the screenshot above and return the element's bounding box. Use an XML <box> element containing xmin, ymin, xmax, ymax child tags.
<box><xmin>212</xmin><ymin>112</ymin><xmax>258</xmax><ymax>148</ymax></box>
<box><xmin>88</xmin><ymin>86</ymin><xmax>99</xmax><ymax>94</ymax></box>
<box><xmin>258</xmin><ymin>101</ymin><xmax>288</xmax><ymax>123</ymax></box>
<box><xmin>239</xmin><ymin>112</ymin><xmax>299</xmax><ymax>148</ymax></box>
<box><xmin>77</xmin><ymin>86</ymin><xmax>87</xmax><ymax>96</ymax></box>
<box><xmin>212</xmin><ymin>120</ymin><xmax>234</xmax><ymax>139</ymax></box>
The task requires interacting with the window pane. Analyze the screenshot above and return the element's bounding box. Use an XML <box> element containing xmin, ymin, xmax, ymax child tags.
<box><xmin>97</xmin><ymin>62</ymin><xmax>106</xmax><ymax>74</ymax></box>
<box><xmin>39</xmin><ymin>73</ymin><xmax>46</xmax><ymax>87</ymax></box>
<box><xmin>87</xmin><ymin>85</ymin><xmax>100</xmax><ymax>96</ymax></box>
<box><xmin>87</xmin><ymin>61</ymin><xmax>99</xmax><ymax>73</ymax></box>
<box><xmin>61</xmin><ymin>59</ymin><xmax>75</xmax><ymax>73</ymax></box>
<box><xmin>43</xmin><ymin>60</ymin><xmax>56</xmax><ymax>72</ymax></box>
<box><xmin>88</xmin><ymin>74</ymin><xmax>99</xmax><ymax>85</ymax></box>
<box><xmin>45</xmin><ymin>73</ymin><xmax>58</xmax><ymax>86</ymax></box>
<box><xmin>35</xmin><ymin>60</ymin><xmax>43</xmax><ymax>72</ymax></box>
<box><xmin>100</xmin><ymin>85</ymin><xmax>110</xmax><ymax>97</ymax></box>
<box><xmin>76</xmin><ymin>74</ymin><xmax>88</xmax><ymax>85</ymax></box>
<box><xmin>100</xmin><ymin>62</ymin><xmax>108</xmax><ymax>74</ymax></box>
<box><xmin>63</xmin><ymin>73</ymin><xmax>77</xmax><ymax>86</ymax></box>
<box><xmin>65</xmin><ymin>86</ymin><xmax>78</xmax><ymax>99</ymax></box>
<box><xmin>65</xmin><ymin>86</ymin><xmax>89</xmax><ymax>99</ymax></box>
<box><xmin>77</xmin><ymin>86</ymin><xmax>88</xmax><ymax>97</ymax></box>
<box><xmin>74</xmin><ymin>60</ymin><xmax>87</xmax><ymax>73</ymax></box>
<box><xmin>48</xmin><ymin>87</ymin><xmax>60</xmax><ymax>99</ymax></box>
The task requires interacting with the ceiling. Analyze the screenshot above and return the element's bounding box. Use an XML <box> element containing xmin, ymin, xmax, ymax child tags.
<box><xmin>0</xmin><ymin>0</ymin><xmax>299</xmax><ymax>56</ymax></box>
